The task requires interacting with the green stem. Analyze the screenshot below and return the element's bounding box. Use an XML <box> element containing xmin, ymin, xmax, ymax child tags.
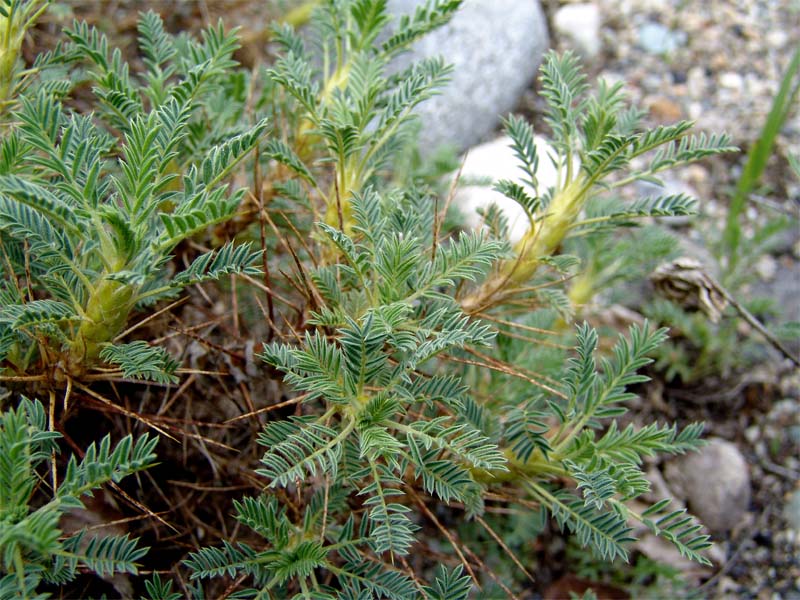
<box><xmin>566</xmin><ymin>213</ymin><xmax>650</xmax><ymax>231</ymax></box>
<box><xmin>68</xmin><ymin>278</ymin><xmax>137</xmax><ymax>369</ymax></box>
<box><xmin>13</xmin><ymin>546</ymin><xmax>27</xmax><ymax>600</ymax></box>
<box><xmin>552</xmin><ymin>414</ymin><xmax>590</xmax><ymax>456</ymax></box>
<box><xmin>503</xmin><ymin>176</ymin><xmax>588</xmax><ymax>285</ymax></box>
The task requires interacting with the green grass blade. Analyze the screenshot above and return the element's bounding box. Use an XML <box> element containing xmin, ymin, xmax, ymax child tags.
<box><xmin>723</xmin><ymin>47</ymin><xmax>800</xmax><ymax>270</ymax></box>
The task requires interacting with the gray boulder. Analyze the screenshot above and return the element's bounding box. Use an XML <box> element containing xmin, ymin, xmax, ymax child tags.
<box><xmin>664</xmin><ymin>438</ymin><xmax>751</xmax><ymax>535</ymax></box>
<box><xmin>387</xmin><ymin>0</ymin><xmax>548</xmax><ymax>155</ymax></box>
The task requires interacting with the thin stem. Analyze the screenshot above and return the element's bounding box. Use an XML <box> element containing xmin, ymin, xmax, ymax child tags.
<box><xmin>48</xmin><ymin>389</ymin><xmax>57</xmax><ymax>491</ymax></box>
<box><xmin>717</xmin><ymin>282</ymin><xmax>800</xmax><ymax>367</ymax></box>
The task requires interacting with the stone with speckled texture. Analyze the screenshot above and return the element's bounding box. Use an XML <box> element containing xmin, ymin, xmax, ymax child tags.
<box><xmin>387</xmin><ymin>0</ymin><xmax>548</xmax><ymax>155</ymax></box>
<box><xmin>664</xmin><ymin>438</ymin><xmax>751</xmax><ymax>535</ymax></box>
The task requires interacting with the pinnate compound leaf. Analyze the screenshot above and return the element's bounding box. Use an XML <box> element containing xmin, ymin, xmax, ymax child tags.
<box><xmin>256</xmin><ymin>418</ymin><xmax>350</xmax><ymax>487</ymax></box>
<box><xmin>99</xmin><ymin>341</ymin><xmax>179</xmax><ymax>384</ymax></box>
<box><xmin>0</xmin><ymin>300</ymin><xmax>79</xmax><ymax>330</ymax></box>
<box><xmin>424</xmin><ymin>565</ymin><xmax>472</xmax><ymax>600</ymax></box>
<box><xmin>74</xmin><ymin>533</ymin><xmax>148</xmax><ymax>577</ymax></box>
<box><xmin>170</xmin><ymin>241</ymin><xmax>262</xmax><ymax>287</ymax></box>
<box><xmin>641</xmin><ymin>499</ymin><xmax>712</xmax><ymax>565</ymax></box>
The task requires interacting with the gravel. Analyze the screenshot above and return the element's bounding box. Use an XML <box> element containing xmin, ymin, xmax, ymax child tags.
<box><xmin>539</xmin><ymin>0</ymin><xmax>800</xmax><ymax>202</ymax></box>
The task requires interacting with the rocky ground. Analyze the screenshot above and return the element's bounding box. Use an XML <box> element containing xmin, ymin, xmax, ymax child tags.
<box><xmin>540</xmin><ymin>1</ymin><xmax>800</xmax><ymax>598</ymax></box>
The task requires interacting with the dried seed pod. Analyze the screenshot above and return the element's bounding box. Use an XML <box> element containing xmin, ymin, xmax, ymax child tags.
<box><xmin>650</xmin><ymin>257</ymin><xmax>728</xmax><ymax>323</ymax></box>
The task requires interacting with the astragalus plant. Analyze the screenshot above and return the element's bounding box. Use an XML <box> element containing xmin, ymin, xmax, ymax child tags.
<box><xmin>264</xmin><ymin>0</ymin><xmax>461</xmax><ymax>231</ymax></box>
<box><xmin>0</xmin><ymin>12</ymin><xmax>263</xmax><ymax>386</ymax></box>
<box><xmin>460</xmin><ymin>51</ymin><xmax>736</xmax><ymax>315</ymax></box>
<box><xmin>0</xmin><ymin>397</ymin><xmax>157</xmax><ymax>598</ymax></box>
<box><xmin>184</xmin><ymin>3</ymin><xmax>722</xmax><ymax>598</ymax></box>
<box><xmin>0</xmin><ymin>1</ymin><xmax>735</xmax><ymax>597</ymax></box>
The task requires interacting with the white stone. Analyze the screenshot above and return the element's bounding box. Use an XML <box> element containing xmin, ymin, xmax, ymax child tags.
<box><xmin>452</xmin><ymin>135</ymin><xmax>562</xmax><ymax>243</ymax></box>
<box><xmin>636</xmin><ymin>0</ymin><xmax>673</xmax><ymax>11</ymax></box>
<box><xmin>387</xmin><ymin>0</ymin><xmax>548</xmax><ymax>155</ymax></box>
<box><xmin>635</xmin><ymin>534</ymin><xmax>697</xmax><ymax>571</ymax></box>
<box><xmin>766</xmin><ymin>30</ymin><xmax>788</xmax><ymax>48</ymax></box>
<box><xmin>687</xmin><ymin>67</ymin><xmax>707</xmax><ymax>101</ymax></box>
<box><xmin>719</xmin><ymin>71</ymin><xmax>744</xmax><ymax>91</ymax></box>
<box><xmin>554</xmin><ymin>3</ymin><xmax>601</xmax><ymax>58</ymax></box>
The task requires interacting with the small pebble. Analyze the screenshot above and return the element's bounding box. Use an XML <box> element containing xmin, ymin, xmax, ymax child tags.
<box><xmin>687</xmin><ymin>67</ymin><xmax>707</xmax><ymax>99</ymax></box>
<box><xmin>638</xmin><ymin>21</ymin><xmax>683</xmax><ymax>55</ymax></box>
<box><xmin>744</xmin><ymin>425</ymin><xmax>760</xmax><ymax>444</ymax></box>
<box><xmin>720</xmin><ymin>71</ymin><xmax>744</xmax><ymax>91</ymax></box>
<box><xmin>647</xmin><ymin>95</ymin><xmax>683</xmax><ymax>122</ymax></box>
<box><xmin>688</xmin><ymin>101</ymin><xmax>703</xmax><ymax>120</ymax></box>
<box><xmin>785</xmin><ymin>488</ymin><xmax>800</xmax><ymax>531</ymax></box>
<box><xmin>788</xmin><ymin>427</ymin><xmax>800</xmax><ymax>446</ymax></box>
<box><xmin>671</xmin><ymin>70</ymin><xmax>687</xmax><ymax>84</ymax></box>
<box><xmin>754</xmin><ymin>255</ymin><xmax>778</xmax><ymax>281</ymax></box>
<box><xmin>685</xmin><ymin>164</ymin><xmax>711</xmax><ymax>198</ymax></box>
<box><xmin>767</xmin><ymin>30</ymin><xmax>788</xmax><ymax>47</ymax></box>
<box><xmin>719</xmin><ymin>576</ymin><xmax>739</xmax><ymax>595</ymax></box>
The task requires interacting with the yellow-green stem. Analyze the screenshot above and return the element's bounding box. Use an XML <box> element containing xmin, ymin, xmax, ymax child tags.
<box><xmin>0</xmin><ymin>1</ymin><xmax>48</xmax><ymax>110</ymax></box>
<box><xmin>509</xmin><ymin>176</ymin><xmax>587</xmax><ymax>283</ymax></box>
<box><xmin>461</xmin><ymin>177</ymin><xmax>589</xmax><ymax>313</ymax></box>
<box><xmin>68</xmin><ymin>279</ymin><xmax>137</xmax><ymax>369</ymax></box>
<box><xmin>0</xmin><ymin>13</ymin><xmax>24</xmax><ymax>103</ymax></box>
<box><xmin>282</xmin><ymin>1</ymin><xmax>321</xmax><ymax>28</ymax></box>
